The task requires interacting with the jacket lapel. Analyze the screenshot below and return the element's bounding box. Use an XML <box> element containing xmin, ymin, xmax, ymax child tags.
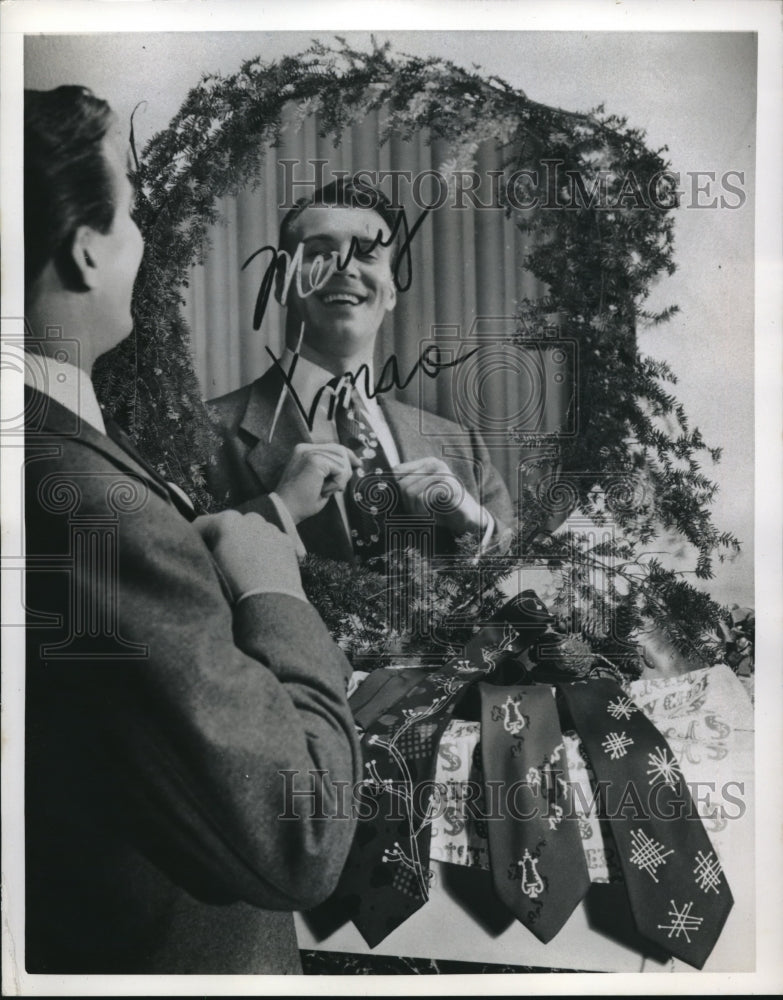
<box><xmin>238</xmin><ymin>367</ymin><xmax>354</xmax><ymax>561</ymax></box>
<box><xmin>239</xmin><ymin>366</ymin><xmax>312</xmax><ymax>492</ymax></box>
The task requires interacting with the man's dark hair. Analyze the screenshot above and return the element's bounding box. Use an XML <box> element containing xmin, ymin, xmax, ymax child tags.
<box><xmin>24</xmin><ymin>86</ymin><xmax>116</xmax><ymax>290</ymax></box>
<box><xmin>278</xmin><ymin>176</ymin><xmax>400</xmax><ymax>258</ymax></box>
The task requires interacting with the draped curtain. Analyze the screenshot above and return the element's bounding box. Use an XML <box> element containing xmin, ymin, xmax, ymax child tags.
<box><xmin>182</xmin><ymin>107</ymin><xmax>568</xmax><ymax>499</ymax></box>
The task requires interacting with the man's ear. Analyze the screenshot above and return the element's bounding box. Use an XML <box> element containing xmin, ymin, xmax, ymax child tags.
<box><xmin>274</xmin><ymin>261</ymin><xmax>285</xmax><ymax>305</ymax></box>
<box><xmin>70</xmin><ymin>226</ymin><xmax>100</xmax><ymax>290</ymax></box>
<box><xmin>384</xmin><ymin>277</ymin><xmax>397</xmax><ymax>313</ymax></box>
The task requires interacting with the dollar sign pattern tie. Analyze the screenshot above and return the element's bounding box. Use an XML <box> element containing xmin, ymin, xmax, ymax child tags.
<box><xmin>560</xmin><ymin>678</ymin><xmax>734</xmax><ymax>969</ymax></box>
<box><xmin>334</xmin><ymin>393</ymin><xmax>401</xmax><ymax>562</ymax></box>
<box><xmin>478</xmin><ymin>683</ymin><xmax>591</xmax><ymax>942</ymax></box>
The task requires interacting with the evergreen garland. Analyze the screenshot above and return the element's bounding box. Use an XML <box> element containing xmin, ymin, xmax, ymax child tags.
<box><xmin>93</xmin><ymin>38</ymin><xmax>742</xmax><ymax>675</ymax></box>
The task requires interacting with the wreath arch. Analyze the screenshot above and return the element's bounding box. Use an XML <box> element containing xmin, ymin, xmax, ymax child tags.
<box><xmin>94</xmin><ymin>39</ymin><xmax>739</xmax><ymax>670</ymax></box>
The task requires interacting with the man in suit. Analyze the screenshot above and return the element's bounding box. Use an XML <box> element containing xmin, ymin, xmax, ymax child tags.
<box><xmin>23</xmin><ymin>86</ymin><xmax>361</xmax><ymax>974</ymax></box>
<box><xmin>207</xmin><ymin>177</ymin><xmax>514</xmax><ymax>563</ymax></box>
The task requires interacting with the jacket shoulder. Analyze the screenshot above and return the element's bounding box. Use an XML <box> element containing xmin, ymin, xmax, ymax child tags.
<box><xmin>207</xmin><ymin>369</ymin><xmax>281</xmax><ymax>434</ymax></box>
<box><xmin>206</xmin><ymin>383</ymin><xmax>253</xmax><ymax>428</ymax></box>
<box><xmin>383</xmin><ymin>397</ymin><xmax>466</xmax><ymax>437</ymax></box>
<box><xmin>383</xmin><ymin>397</ymin><xmax>484</xmax><ymax>458</ymax></box>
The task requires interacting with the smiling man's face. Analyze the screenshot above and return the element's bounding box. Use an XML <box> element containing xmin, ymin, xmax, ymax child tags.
<box><xmin>283</xmin><ymin>205</ymin><xmax>397</xmax><ymax>372</ymax></box>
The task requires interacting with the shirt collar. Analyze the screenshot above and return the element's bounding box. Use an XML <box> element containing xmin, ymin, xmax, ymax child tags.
<box><xmin>280</xmin><ymin>349</ymin><xmax>378</xmax><ymax>415</ymax></box>
<box><xmin>23</xmin><ymin>353</ymin><xmax>106</xmax><ymax>435</ymax></box>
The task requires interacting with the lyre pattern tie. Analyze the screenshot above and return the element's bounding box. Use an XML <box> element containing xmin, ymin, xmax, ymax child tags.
<box><xmin>334</xmin><ymin>601</ymin><xmax>734</xmax><ymax>969</ymax></box>
<box><xmin>479</xmin><ymin>683</ymin><xmax>590</xmax><ymax>942</ymax></box>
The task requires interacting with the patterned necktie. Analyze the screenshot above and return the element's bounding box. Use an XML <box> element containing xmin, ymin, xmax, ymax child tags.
<box><xmin>478</xmin><ymin>683</ymin><xmax>590</xmax><ymax>943</ymax></box>
<box><xmin>560</xmin><ymin>678</ymin><xmax>734</xmax><ymax>969</ymax></box>
<box><xmin>333</xmin><ymin>592</ymin><xmax>552</xmax><ymax>947</ymax></box>
<box><xmin>333</xmin><ymin>392</ymin><xmax>401</xmax><ymax>562</ymax></box>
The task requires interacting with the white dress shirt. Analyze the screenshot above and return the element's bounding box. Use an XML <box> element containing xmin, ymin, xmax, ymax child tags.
<box><xmin>272</xmin><ymin>350</ymin><xmax>495</xmax><ymax>549</ymax></box>
<box><xmin>277</xmin><ymin>349</ymin><xmax>400</xmax><ymax>457</ymax></box>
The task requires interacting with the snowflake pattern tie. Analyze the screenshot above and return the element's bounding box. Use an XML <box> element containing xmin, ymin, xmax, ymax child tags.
<box><xmin>559</xmin><ymin>678</ymin><xmax>734</xmax><ymax>968</ymax></box>
<box><xmin>478</xmin><ymin>683</ymin><xmax>591</xmax><ymax>942</ymax></box>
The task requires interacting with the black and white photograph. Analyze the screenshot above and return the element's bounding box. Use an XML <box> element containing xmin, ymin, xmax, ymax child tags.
<box><xmin>2</xmin><ymin>1</ymin><xmax>781</xmax><ymax>993</ymax></box>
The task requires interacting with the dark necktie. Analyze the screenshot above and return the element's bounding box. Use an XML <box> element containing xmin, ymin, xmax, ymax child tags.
<box><xmin>334</xmin><ymin>392</ymin><xmax>401</xmax><ymax>562</ymax></box>
<box><xmin>478</xmin><ymin>683</ymin><xmax>590</xmax><ymax>942</ymax></box>
<box><xmin>104</xmin><ymin>418</ymin><xmax>197</xmax><ymax>522</ymax></box>
<box><xmin>560</xmin><ymin>678</ymin><xmax>734</xmax><ymax>969</ymax></box>
<box><xmin>333</xmin><ymin>591</ymin><xmax>552</xmax><ymax>946</ymax></box>
<box><xmin>336</xmin><ymin>603</ymin><xmax>734</xmax><ymax>968</ymax></box>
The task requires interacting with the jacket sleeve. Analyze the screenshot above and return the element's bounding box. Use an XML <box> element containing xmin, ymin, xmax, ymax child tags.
<box><xmin>28</xmin><ymin>449</ymin><xmax>361</xmax><ymax>912</ymax></box>
<box><xmin>116</xmin><ymin>500</ymin><xmax>361</xmax><ymax>910</ymax></box>
<box><xmin>205</xmin><ymin>403</ymin><xmax>261</xmax><ymax>503</ymax></box>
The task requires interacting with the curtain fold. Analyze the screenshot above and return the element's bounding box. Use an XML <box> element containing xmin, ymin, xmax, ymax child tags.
<box><xmin>182</xmin><ymin>107</ymin><xmax>561</xmax><ymax>499</ymax></box>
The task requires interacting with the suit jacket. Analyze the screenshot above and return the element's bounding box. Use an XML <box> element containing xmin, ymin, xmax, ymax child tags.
<box><xmin>206</xmin><ymin>366</ymin><xmax>515</xmax><ymax>562</ymax></box>
<box><xmin>24</xmin><ymin>386</ymin><xmax>361</xmax><ymax>974</ymax></box>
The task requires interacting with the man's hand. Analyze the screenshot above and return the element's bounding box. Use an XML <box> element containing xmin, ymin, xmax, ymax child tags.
<box><xmin>194</xmin><ymin>510</ymin><xmax>303</xmax><ymax>601</ymax></box>
<box><xmin>275</xmin><ymin>443</ymin><xmax>360</xmax><ymax>524</ymax></box>
<box><xmin>393</xmin><ymin>457</ymin><xmax>487</xmax><ymax>537</ymax></box>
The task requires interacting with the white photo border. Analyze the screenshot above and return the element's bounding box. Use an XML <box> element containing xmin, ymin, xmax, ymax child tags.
<box><xmin>2</xmin><ymin>1</ymin><xmax>781</xmax><ymax>995</ymax></box>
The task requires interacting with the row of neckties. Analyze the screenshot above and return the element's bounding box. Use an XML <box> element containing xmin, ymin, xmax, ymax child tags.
<box><xmin>332</xmin><ymin>591</ymin><xmax>733</xmax><ymax>969</ymax></box>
